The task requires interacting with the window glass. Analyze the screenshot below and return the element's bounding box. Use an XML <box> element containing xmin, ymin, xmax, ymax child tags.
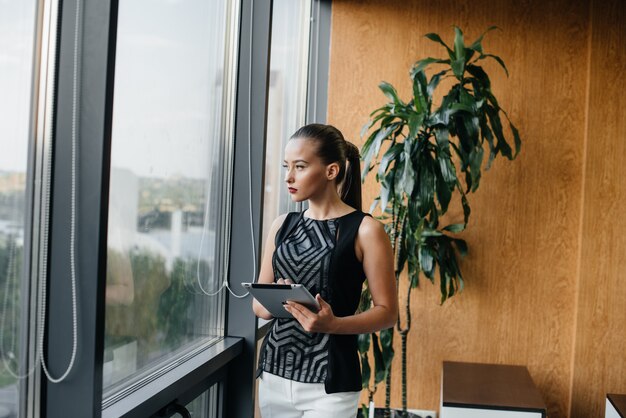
<box><xmin>0</xmin><ymin>1</ymin><xmax>38</xmax><ymax>417</ymax></box>
<box><xmin>103</xmin><ymin>0</ymin><xmax>233</xmax><ymax>393</ymax></box>
<box><xmin>185</xmin><ymin>382</ymin><xmax>219</xmax><ymax>417</ymax></box>
<box><xmin>262</xmin><ymin>0</ymin><xmax>311</xmax><ymax>242</ymax></box>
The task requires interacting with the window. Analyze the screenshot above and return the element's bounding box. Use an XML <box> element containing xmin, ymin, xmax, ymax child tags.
<box><xmin>262</xmin><ymin>0</ymin><xmax>312</xmax><ymax>242</ymax></box>
<box><xmin>103</xmin><ymin>0</ymin><xmax>237</xmax><ymax>396</ymax></box>
<box><xmin>185</xmin><ymin>383</ymin><xmax>220</xmax><ymax>418</ymax></box>
<box><xmin>0</xmin><ymin>1</ymin><xmax>40</xmax><ymax>417</ymax></box>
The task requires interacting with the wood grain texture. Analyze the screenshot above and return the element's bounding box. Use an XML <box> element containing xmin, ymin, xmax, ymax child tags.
<box><xmin>327</xmin><ymin>1</ymin><xmax>591</xmax><ymax>417</ymax></box>
<box><xmin>570</xmin><ymin>0</ymin><xmax>626</xmax><ymax>416</ymax></box>
<box><xmin>442</xmin><ymin>361</ymin><xmax>546</xmax><ymax>410</ymax></box>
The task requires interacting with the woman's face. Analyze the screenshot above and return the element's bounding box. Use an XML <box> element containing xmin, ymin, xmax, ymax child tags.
<box><xmin>283</xmin><ymin>138</ymin><xmax>338</xmax><ymax>202</ymax></box>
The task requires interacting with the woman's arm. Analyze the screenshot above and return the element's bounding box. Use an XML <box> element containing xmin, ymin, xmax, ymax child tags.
<box><xmin>284</xmin><ymin>216</ymin><xmax>398</xmax><ymax>334</ymax></box>
<box><xmin>252</xmin><ymin>214</ymin><xmax>287</xmax><ymax>319</ymax></box>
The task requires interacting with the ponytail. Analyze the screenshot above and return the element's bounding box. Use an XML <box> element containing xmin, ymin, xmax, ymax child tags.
<box><xmin>339</xmin><ymin>141</ymin><xmax>362</xmax><ymax>211</ymax></box>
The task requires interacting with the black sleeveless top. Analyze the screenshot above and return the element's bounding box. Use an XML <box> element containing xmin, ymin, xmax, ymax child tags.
<box><xmin>257</xmin><ymin>210</ymin><xmax>370</xmax><ymax>393</ymax></box>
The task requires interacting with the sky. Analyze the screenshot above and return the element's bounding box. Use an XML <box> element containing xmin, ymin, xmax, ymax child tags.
<box><xmin>0</xmin><ymin>0</ymin><xmax>36</xmax><ymax>174</ymax></box>
<box><xmin>0</xmin><ymin>0</ymin><xmax>231</xmax><ymax>180</ymax></box>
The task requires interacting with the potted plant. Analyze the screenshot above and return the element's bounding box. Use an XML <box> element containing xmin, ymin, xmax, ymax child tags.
<box><xmin>357</xmin><ymin>26</ymin><xmax>521</xmax><ymax>417</ymax></box>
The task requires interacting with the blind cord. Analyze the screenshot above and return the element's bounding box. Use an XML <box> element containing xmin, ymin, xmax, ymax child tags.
<box><xmin>38</xmin><ymin>0</ymin><xmax>81</xmax><ymax>383</ymax></box>
<box><xmin>197</xmin><ymin>0</ymin><xmax>254</xmax><ymax>299</ymax></box>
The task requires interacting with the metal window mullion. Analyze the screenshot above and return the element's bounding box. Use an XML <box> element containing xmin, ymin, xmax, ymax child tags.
<box><xmin>43</xmin><ymin>0</ymin><xmax>116</xmax><ymax>416</ymax></box>
<box><xmin>224</xmin><ymin>0</ymin><xmax>273</xmax><ymax>417</ymax></box>
<box><xmin>305</xmin><ymin>0</ymin><xmax>331</xmax><ymax>125</ymax></box>
<box><xmin>216</xmin><ymin>0</ymin><xmax>243</xmax><ymax>338</ymax></box>
<box><xmin>25</xmin><ymin>0</ymin><xmax>63</xmax><ymax>415</ymax></box>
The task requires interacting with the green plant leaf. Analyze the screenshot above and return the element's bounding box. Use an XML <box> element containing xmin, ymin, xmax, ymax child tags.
<box><xmin>360</xmin><ymin>404</ymin><xmax>369</xmax><ymax>418</ymax></box>
<box><xmin>438</xmin><ymin>154</ymin><xmax>457</xmax><ymax>184</ymax></box>
<box><xmin>407</xmin><ymin>246</ymin><xmax>420</xmax><ymax>286</ymax></box>
<box><xmin>408</xmin><ymin>113</ymin><xmax>425</xmax><ymax>141</ymax></box>
<box><xmin>393</xmin><ymin>157</ymin><xmax>406</xmax><ymax>202</ymax></box>
<box><xmin>485</xmin><ymin>105</ymin><xmax>513</xmax><ymax>159</ymax></box>
<box><xmin>443</xmin><ymin>223</ymin><xmax>466</xmax><ymax>233</ymax></box>
<box><xmin>424</xmin><ymin>32</ymin><xmax>453</xmax><ymax>54</ymax></box>
<box><xmin>378</xmin><ymin>142</ymin><xmax>403</xmax><ymax>177</ymax></box>
<box><xmin>469</xmin><ymin>146</ymin><xmax>484</xmax><ymax>192</ymax></box>
<box><xmin>422</xmin><ymin>227</ymin><xmax>443</xmax><ymax>237</ymax></box>
<box><xmin>419</xmin><ymin>244</ymin><xmax>435</xmax><ymax>278</ymax></box>
<box><xmin>412</xmin><ymin>70</ymin><xmax>429</xmax><ymax>114</ymax></box>
<box><xmin>461</xmin><ymin>193</ymin><xmax>471</xmax><ymax>225</ymax></box>
<box><xmin>402</xmin><ymin>141</ymin><xmax>416</xmax><ymax>196</ymax></box>
<box><xmin>418</xmin><ymin>160</ymin><xmax>435</xmax><ymax>217</ymax></box>
<box><xmin>379</xmin><ymin>81</ymin><xmax>403</xmax><ymax>105</ymax></box>
<box><xmin>358</xmin><ymin>332</ymin><xmax>371</xmax><ymax>353</ymax></box>
<box><xmin>361</xmin><ymin>124</ymin><xmax>398</xmax><ymax>181</ymax></box>
<box><xmin>358</xmin><ymin>284</ymin><xmax>372</xmax><ymax>313</ymax></box>
<box><xmin>509</xmin><ymin>120</ymin><xmax>521</xmax><ymax>158</ymax></box>
<box><xmin>372</xmin><ymin>333</ymin><xmax>386</xmax><ymax>384</ymax></box>
<box><xmin>478</xmin><ymin>114</ymin><xmax>497</xmax><ymax>170</ymax></box>
<box><xmin>435</xmin><ymin>167</ymin><xmax>453</xmax><ymax>213</ymax></box>
<box><xmin>380</xmin><ymin>327</ymin><xmax>395</xmax><ymax>372</ymax></box>
<box><xmin>453</xmin><ymin>26</ymin><xmax>465</xmax><ymax>62</ymax></box>
<box><xmin>459</xmin><ymin>87</ymin><xmax>476</xmax><ymax>110</ymax></box>
<box><xmin>451</xmin><ymin>27</ymin><xmax>467</xmax><ymax>79</ymax></box>
<box><xmin>379</xmin><ymin>173</ymin><xmax>392</xmax><ymax>213</ymax></box>
<box><xmin>369</xmin><ymin>197</ymin><xmax>379</xmax><ymax>214</ymax></box>
<box><xmin>449</xmin><ymin>103</ymin><xmax>475</xmax><ymax>114</ymax></box>
<box><xmin>468</xmin><ymin>25</ymin><xmax>500</xmax><ymax>54</ymax></box>
<box><xmin>453</xmin><ymin>237</ymin><xmax>468</xmax><ymax>257</ymax></box>
<box><xmin>451</xmin><ymin>59</ymin><xmax>465</xmax><ymax>80</ymax></box>
<box><xmin>427</xmin><ymin>69</ymin><xmax>449</xmax><ymax>98</ymax></box>
<box><xmin>439</xmin><ymin>265</ymin><xmax>450</xmax><ymax>304</ymax></box>
<box><xmin>466</xmin><ymin>64</ymin><xmax>492</xmax><ymax>91</ymax></box>
<box><xmin>361</xmin><ymin>353</ymin><xmax>371</xmax><ymax>389</ymax></box>
<box><xmin>411</xmin><ymin>57</ymin><xmax>450</xmax><ymax>76</ymax></box>
<box><xmin>477</xmin><ymin>53</ymin><xmax>509</xmax><ymax>77</ymax></box>
<box><xmin>434</xmin><ymin>127</ymin><xmax>450</xmax><ymax>148</ymax></box>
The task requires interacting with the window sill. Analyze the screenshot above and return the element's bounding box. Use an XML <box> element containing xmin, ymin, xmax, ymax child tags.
<box><xmin>102</xmin><ymin>337</ymin><xmax>243</xmax><ymax>418</ymax></box>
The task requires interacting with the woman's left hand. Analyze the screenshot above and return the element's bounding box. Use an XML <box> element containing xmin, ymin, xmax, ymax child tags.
<box><xmin>284</xmin><ymin>294</ymin><xmax>337</xmax><ymax>333</ymax></box>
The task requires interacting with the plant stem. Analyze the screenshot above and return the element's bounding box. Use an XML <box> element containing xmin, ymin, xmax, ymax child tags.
<box><xmin>398</xmin><ymin>283</ymin><xmax>412</xmax><ymax>412</ymax></box>
<box><xmin>385</xmin><ymin>362</ymin><xmax>391</xmax><ymax>409</ymax></box>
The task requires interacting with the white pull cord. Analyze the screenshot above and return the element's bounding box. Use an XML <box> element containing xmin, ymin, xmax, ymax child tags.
<box><xmin>196</xmin><ymin>0</ymin><xmax>255</xmax><ymax>299</ymax></box>
<box><xmin>38</xmin><ymin>0</ymin><xmax>81</xmax><ymax>383</ymax></box>
<box><xmin>0</xmin><ymin>0</ymin><xmax>80</xmax><ymax>384</ymax></box>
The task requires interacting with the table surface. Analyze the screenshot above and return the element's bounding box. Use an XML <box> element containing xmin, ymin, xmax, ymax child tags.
<box><xmin>442</xmin><ymin>361</ymin><xmax>546</xmax><ymax>411</ymax></box>
<box><xmin>608</xmin><ymin>394</ymin><xmax>626</xmax><ymax>416</ymax></box>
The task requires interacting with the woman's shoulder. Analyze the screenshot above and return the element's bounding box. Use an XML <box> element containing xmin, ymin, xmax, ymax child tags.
<box><xmin>356</xmin><ymin>213</ymin><xmax>386</xmax><ymax>240</ymax></box>
<box><xmin>269</xmin><ymin>213</ymin><xmax>290</xmax><ymax>231</ymax></box>
<box><xmin>270</xmin><ymin>212</ymin><xmax>302</xmax><ymax>232</ymax></box>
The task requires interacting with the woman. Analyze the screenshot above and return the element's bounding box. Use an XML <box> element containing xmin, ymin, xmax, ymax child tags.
<box><xmin>253</xmin><ymin>123</ymin><xmax>397</xmax><ymax>418</ymax></box>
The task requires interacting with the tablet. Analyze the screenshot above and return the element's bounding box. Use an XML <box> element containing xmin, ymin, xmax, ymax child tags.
<box><xmin>242</xmin><ymin>283</ymin><xmax>320</xmax><ymax>319</ymax></box>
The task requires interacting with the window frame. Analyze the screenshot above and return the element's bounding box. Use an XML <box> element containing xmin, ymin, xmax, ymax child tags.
<box><xmin>41</xmin><ymin>0</ymin><xmax>251</xmax><ymax>416</ymax></box>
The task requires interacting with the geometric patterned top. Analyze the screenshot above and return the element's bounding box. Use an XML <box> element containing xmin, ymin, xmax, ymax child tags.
<box><xmin>259</xmin><ymin>215</ymin><xmax>338</xmax><ymax>383</ymax></box>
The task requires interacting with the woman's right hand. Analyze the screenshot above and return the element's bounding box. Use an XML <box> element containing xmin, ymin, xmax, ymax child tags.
<box><xmin>276</xmin><ymin>278</ymin><xmax>294</xmax><ymax>285</ymax></box>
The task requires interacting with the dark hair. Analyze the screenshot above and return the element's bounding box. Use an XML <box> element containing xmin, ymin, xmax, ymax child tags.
<box><xmin>290</xmin><ymin>123</ymin><xmax>362</xmax><ymax>211</ymax></box>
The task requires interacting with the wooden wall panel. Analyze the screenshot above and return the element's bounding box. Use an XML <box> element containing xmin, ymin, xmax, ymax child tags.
<box><xmin>570</xmin><ymin>0</ymin><xmax>626</xmax><ymax>416</ymax></box>
<box><xmin>327</xmin><ymin>1</ymin><xmax>590</xmax><ymax>417</ymax></box>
